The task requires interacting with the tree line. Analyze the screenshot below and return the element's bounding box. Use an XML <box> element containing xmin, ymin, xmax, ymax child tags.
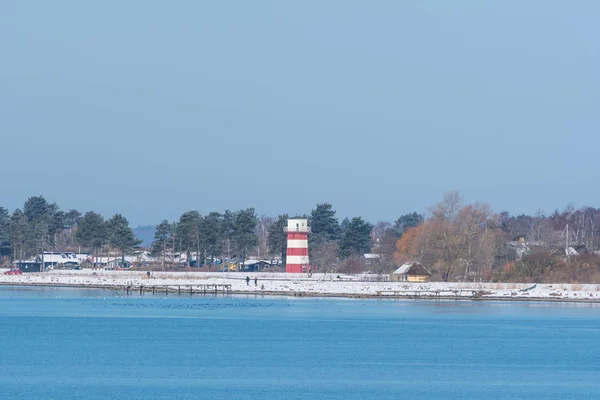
<box><xmin>0</xmin><ymin>196</ymin><xmax>141</xmax><ymax>266</ymax></box>
<box><xmin>3</xmin><ymin>193</ymin><xmax>600</xmax><ymax>283</ymax></box>
<box><xmin>0</xmin><ymin>197</ymin><xmax>382</xmax><ymax>270</ymax></box>
<box><xmin>393</xmin><ymin>191</ymin><xmax>600</xmax><ymax>283</ymax></box>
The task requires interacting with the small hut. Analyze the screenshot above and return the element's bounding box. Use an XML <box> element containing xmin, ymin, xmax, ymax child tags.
<box><xmin>392</xmin><ymin>262</ymin><xmax>432</xmax><ymax>282</ymax></box>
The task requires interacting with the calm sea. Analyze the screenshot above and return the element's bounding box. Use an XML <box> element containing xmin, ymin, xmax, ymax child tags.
<box><xmin>1</xmin><ymin>286</ymin><xmax>599</xmax><ymax>399</ymax></box>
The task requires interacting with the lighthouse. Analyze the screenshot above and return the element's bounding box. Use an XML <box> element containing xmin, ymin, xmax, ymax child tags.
<box><xmin>285</xmin><ymin>218</ymin><xmax>310</xmax><ymax>273</ymax></box>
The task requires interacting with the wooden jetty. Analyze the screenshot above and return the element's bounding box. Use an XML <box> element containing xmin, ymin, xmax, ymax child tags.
<box><xmin>125</xmin><ymin>284</ymin><xmax>232</xmax><ymax>296</ymax></box>
<box><xmin>376</xmin><ymin>289</ymin><xmax>477</xmax><ymax>300</ymax></box>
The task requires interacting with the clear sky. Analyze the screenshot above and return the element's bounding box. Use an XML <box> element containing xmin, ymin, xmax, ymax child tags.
<box><xmin>1</xmin><ymin>1</ymin><xmax>599</xmax><ymax>226</ymax></box>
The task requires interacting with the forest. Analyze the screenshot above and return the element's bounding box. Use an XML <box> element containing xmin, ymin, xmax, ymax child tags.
<box><xmin>2</xmin><ymin>192</ymin><xmax>600</xmax><ymax>283</ymax></box>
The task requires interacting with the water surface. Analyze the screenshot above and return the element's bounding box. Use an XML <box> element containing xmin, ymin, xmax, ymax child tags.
<box><xmin>1</xmin><ymin>286</ymin><xmax>599</xmax><ymax>399</ymax></box>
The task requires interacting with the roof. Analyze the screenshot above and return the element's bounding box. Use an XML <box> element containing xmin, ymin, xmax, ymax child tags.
<box><xmin>91</xmin><ymin>257</ymin><xmax>132</xmax><ymax>264</ymax></box>
<box><xmin>393</xmin><ymin>262</ymin><xmax>431</xmax><ymax>276</ymax></box>
<box><xmin>243</xmin><ymin>259</ymin><xmax>272</xmax><ymax>266</ymax></box>
<box><xmin>38</xmin><ymin>253</ymin><xmax>82</xmax><ymax>264</ymax></box>
<box><xmin>363</xmin><ymin>254</ymin><xmax>380</xmax><ymax>259</ymax></box>
<box><xmin>13</xmin><ymin>258</ymin><xmax>39</xmax><ymax>264</ymax></box>
<box><xmin>566</xmin><ymin>247</ymin><xmax>579</xmax><ymax>256</ymax></box>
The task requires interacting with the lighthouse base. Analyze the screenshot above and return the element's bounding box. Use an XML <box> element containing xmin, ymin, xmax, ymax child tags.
<box><xmin>286</xmin><ymin>264</ymin><xmax>304</xmax><ymax>273</ymax></box>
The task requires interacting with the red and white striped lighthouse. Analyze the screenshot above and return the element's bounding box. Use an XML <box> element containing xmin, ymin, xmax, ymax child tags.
<box><xmin>285</xmin><ymin>218</ymin><xmax>310</xmax><ymax>273</ymax></box>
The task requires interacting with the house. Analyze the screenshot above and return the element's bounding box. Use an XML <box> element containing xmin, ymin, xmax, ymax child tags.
<box><xmin>362</xmin><ymin>254</ymin><xmax>380</xmax><ymax>266</ymax></box>
<box><xmin>35</xmin><ymin>252</ymin><xmax>83</xmax><ymax>269</ymax></box>
<box><xmin>392</xmin><ymin>262</ymin><xmax>432</xmax><ymax>282</ymax></box>
<box><xmin>13</xmin><ymin>259</ymin><xmax>43</xmax><ymax>273</ymax></box>
<box><xmin>241</xmin><ymin>259</ymin><xmax>272</xmax><ymax>272</ymax></box>
<box><xmin>90</xmin><ymin>257</ymin><xmax>132</xmax><ymax>269</ymax></box>
<box><xmin>506</xmin><ymin>239</ymin><xmax>548</xmax><ymax>260</ymax></box>
<box><xmin>505</xmin><ymin>238</ymin><xmax>586</xmax><ymax>260</ymax></box>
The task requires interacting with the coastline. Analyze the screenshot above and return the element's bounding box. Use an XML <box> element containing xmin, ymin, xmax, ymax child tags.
<box><xmin>2</xmin><ymin>269</ymin><xmax>600</xmax><ymax>303</ymax></box>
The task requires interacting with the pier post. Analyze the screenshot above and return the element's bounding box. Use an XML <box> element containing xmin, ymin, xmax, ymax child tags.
<box><xmin>140</xmin><ymin>285</ymin><xmax>143</xmax><ymax>296</ymax></box>
<box><xmin>178</xmin><ymin>286</ymin><xmax>181</xmax><ymax>296</ymax></box>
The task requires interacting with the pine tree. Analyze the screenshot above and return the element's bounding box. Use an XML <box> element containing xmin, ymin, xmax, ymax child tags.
<box><xmin>0</xmin><ymin>207</ymin><xmax>10</xmax><ymax>258</ymax></box>
<box><xmin>76</xmin><ymin>212</ymin><xmax>107</xmax><ymax>262</ymax></box>
<box><xmin>310</xmin><ymin>203</ymin><xmax>341</xmax><ymax>245</ymax></box>
<box><xmin>175</xmin><ymin>211</ymin><xmax>201</xmax><ymax>267</ymax></box>
<box><xmin>268</xmin><ymin>214</ymin><xmax>289</xmax><ymax>266</ymax></box>
<box><xmin>199</xmin><ymin>212</ymin><xmax>223</xmax><ymax>263</ymax></box>
<box><xmin>151</xmin><ymin>220</ymin><xmax>172</xmax><ymax>270</ymax></box>
<box><xmin>339</xmin><ymin>217</ymin><xmax>374</xmax><ymax>259</ymax></box>
<box><xmin>106</xmin><ymin>214</ymin><xmax>142</xmax><ymax>267</ymax></box>
<box><xmin>231</xmin><ymin>208</ymin><xmax>259</xmax><ymax>265</ymax></box>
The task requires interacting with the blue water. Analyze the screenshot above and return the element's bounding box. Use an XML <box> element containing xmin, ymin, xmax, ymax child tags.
<box><xmin>1</xmin><ymin>287</ymin><xmax>600</xmax><ymax>399</ymax></box>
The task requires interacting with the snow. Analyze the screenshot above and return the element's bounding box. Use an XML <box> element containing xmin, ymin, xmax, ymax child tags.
<box><xmin>393</xmin><ymin>263</ymin><xmax>414</xmax><ymax>275</ymax></box>
<box><xmin>1</xmin><ymin>269</ymin><xmax>600</xmax><ymax>301</ymax></box>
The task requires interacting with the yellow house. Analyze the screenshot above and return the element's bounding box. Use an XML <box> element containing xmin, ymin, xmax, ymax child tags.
<box><xmin>392</xmin><ymin>262</ymin><xmax>432</xmax><ymax>282</ymax></box>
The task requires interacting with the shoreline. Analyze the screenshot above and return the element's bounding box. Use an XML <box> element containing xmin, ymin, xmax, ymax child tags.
<box><xmin>2</xmin><ymin>279</ymin><xmax>600</xmax><ymax>304</ymax></box>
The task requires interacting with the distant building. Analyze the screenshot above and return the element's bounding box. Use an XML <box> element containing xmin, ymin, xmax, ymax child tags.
<box><xmin>88</xmin><ymin>257</ymin><xmax>132</xmax><ymax>269</ymax></box>
<box><xmin>392</xmin><ymin>262</ymin><xmax>432</xmax><ymax>282</ymax></box>
<box><xmin>241</xmin><ymin>259</ymin><xmax>272</xmax><ymax>272</ymax></box>
<box><xmin>362</xmin><ymin>254</ymin><xmax>381</xmax><ymax>266</ymax></box>
<box><xmin>36</xmin><ymin>252</ymin><xmax>86</xmax><ymax>269</ymax></box>
<box><xmin>13</xmin><ymin>259</ymin><xmax>43</xmax><ymax>273</ymax></box>
<box><xmin>285</xmin><ymin>218</ymin><xmax>310</xmax><ymax>273</ymax></box>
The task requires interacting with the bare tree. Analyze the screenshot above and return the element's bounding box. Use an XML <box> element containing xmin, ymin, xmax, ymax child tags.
<box><xmin>395</xmin><ymin>192</ymin><xmax>505</xmax><ymax>281</ymax></box>
<box><xmin>372</xmin><ymin>221</ymin><xmax>392</xmax><ymax>241</ymax></box>
<box><xmin>256</xmin><ymin>215</ymin><xmax>273</xmax><ymax>259</ymax></box>
<box><xmin>311</xmin><ymin>241</ymin><xmax>338</xmax><ymax>275</ymax></box>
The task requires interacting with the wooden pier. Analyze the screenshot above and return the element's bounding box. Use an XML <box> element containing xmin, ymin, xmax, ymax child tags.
<box><xmin>125</xmin><ymin>284</ymin><xmax>232</xmax><ymax>296</ymax></box>
<box><xmin>376</xmin><ymin>289</ymin><xmax>477</xmax><ymax>300</ymax></box>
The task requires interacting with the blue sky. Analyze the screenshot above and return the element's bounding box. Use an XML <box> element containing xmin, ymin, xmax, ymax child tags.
<box><xmin>1</xmin><ymin>1</ymin><xmax>599</xmax><ymax>226</ymax></box>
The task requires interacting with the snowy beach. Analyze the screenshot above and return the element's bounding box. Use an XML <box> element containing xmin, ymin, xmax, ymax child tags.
<box><xmin>2</xmin><ymin>269</ymin><xmax>600</xmax><ymax>302</ymax></box>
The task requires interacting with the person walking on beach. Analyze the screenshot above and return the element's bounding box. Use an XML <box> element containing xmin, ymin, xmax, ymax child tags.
<box><xmin>254</xmin><ymin>276</ymin><xmax>257</xmax><ymax>286</ymax></box>
<box><xmin>246</xmin><ymin>276</ymin><xmax>250</xmax><ymax>286</ymax></box>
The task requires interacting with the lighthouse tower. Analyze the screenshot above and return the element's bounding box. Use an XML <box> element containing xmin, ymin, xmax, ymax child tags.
<box><xmin>285</xmin><ymin>218</ymin><xmax>310</xmax><ymax>273</ymax></box>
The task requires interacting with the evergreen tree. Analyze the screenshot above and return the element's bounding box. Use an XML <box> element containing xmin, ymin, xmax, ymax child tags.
<box><xmin>199</xmin><ymin>212</ymin><xmax>223</xmax><ymax>262</ymax></box>
<box><xmin>231</xmin><ymin>208</ymin><xmax>259</xmax><ymax>264</ymax></box>
<box><xmin>23</xmin><ymin>196</ymin><xmax>53</xmax><ymax>256</ymax></box>
<box><xmin>340</xmin><ymin>217</ymin><xmax>350</xmax><ymax>234</ymax></box>
<box><xmin>220</xmin><ymin>210</ymin><xmax>235</xmax><ymax>264</ymax></box>
<box><xmin>9</xmin><ymin>209</ymin><xmax>27</xmax><ymax>260</ymax></box>
<box><xmin>310</xmin><ymin>203</ymin><xmax>341</xmax><ymax>244</ymax></box>
<box><xmin>47</xmin><ymin>204</ymin><xmax>65</xmax><ymax>248</ymax></box>
<box><xmin>76</xmin><ymin>212</ymin><xmax>107</xmax><ymax>255</ymax></box>
<box><xmin>175</xmin><ymin>211</ymin><xmax>201</xmax><ymax>266</ymax></box>
<box><xmin>64</xmin><ymin>209</ymin><xmax>82</xmax><ymax>228</ymax></box>
<box><xmin>106</xmin><ymin>214</ymin><xmax>142</xmax><ymax>267</ymax></box>
<box><xmin>392</xmin><ymin>212</ymin><xmax>424</xmax><ymax>237</ymax></box>
<box><xmin>0</xmin><ymin>207</ymin><xmax>10</xmax><ymax>258</ymax></box>
<box><xmin>267</xmin><ymin>214</ymin><xmax>289</xmax><ymax>266</ymax></box>
<box><xmin>339</xmin><ymin>217</ymin><xmax>374</xmax><ymax>258</ymax></box>
<box><xmin>151</xmin><ymin>220</ymin><xmax>172</xmax><ymax>270</ymax></box>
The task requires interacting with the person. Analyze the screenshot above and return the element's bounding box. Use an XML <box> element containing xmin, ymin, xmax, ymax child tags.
<box><xmin>146</xmin><ymin>271</ymin><xmax>151</xmax><ymax>279</ymax></box>
<box><xmin>254</xmin><ymin>276</ymin><xmax>257</xmax><ymax>286</ymax></box>
<box><xmin>246</xmin><ymin>276</ymin><xmax>250</xmax><ymax>286</ymax></box>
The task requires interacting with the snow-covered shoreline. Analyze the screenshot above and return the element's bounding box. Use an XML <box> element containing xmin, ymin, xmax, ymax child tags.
<box><xmin>2</xmin><ymin>269</ymin><xmax>600</xmax><ymax>302</ymax></box>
